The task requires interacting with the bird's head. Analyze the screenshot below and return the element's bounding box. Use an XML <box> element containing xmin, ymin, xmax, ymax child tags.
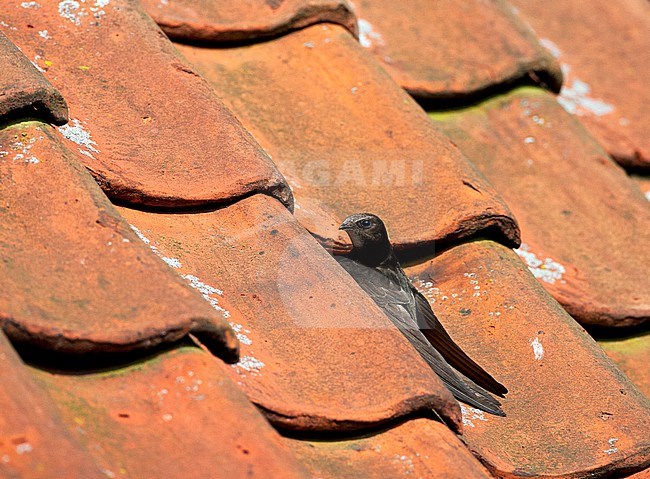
<box><xmin>338</xmin><ymin>213</ymin><xmax>391</xmax><ymax>263</ymax></box>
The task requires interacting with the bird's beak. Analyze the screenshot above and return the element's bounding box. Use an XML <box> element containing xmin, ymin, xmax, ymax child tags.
<box><xmin>339</xmin><ymin>219</ymin><xmax>354</xmax><ymax>231</ymax></box>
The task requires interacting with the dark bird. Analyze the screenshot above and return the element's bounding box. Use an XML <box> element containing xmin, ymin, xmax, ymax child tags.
<box><xmin>336</xmin><ymin>213</ymin><xmax>508</xmax><ymax>416</ymax></box>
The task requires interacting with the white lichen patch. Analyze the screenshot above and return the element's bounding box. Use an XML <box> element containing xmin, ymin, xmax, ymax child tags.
<box><xmin>229</xmin><ymin>322</ymin><xmax>252</xmax><ymax>346</ymax></box>
<box><xmin>515</xmin><ymin>243</ymin><xmax>565</xmax><ymax>284</ymax></box>
<box><xmin>529</xmin><ymin>336</ymin><xmax>544</xmax><ymax>361</ymax></box>
<box><xmin>20</xmin><ymin>1</ymin><xmax>41</xmax><ymax>8</ymax></box>
<box><xmin>31</xmin><ymin>54</ymin><xmax>45</xmax><ymax>73</ymax></box>
<box><xmin>604</xmin><ymin>437</ymin><xmax>619</xmax><ymax>455</ymax></box>
<box><xmin>128</xmin><ymin>225</ymin><xmax>254</xmax><ymax>349</ymax></box>
<box><xmin>392</xmin><ymin>454</ymin><xmax>415</xmax><ymax>475</ymax></box>
<box><xmin>161</xmin><ymin>256</ymin><xmax>181</xmax><ymax>269</ymax></box>
<box><xmin>15</xmin><ymin>443</ymin><xmax>33</xmax><ymax>454</ymax></box>
<box><xmin>232</xmin><ymin>355</ymin><xmax>265</xmax><ymax>374</ymax></box>
<box><xmin>57</xmin><ymin>119</ymin><xmax>99</xmax><ymax>159</ymax></box>
<box><xmin>539</xmin><ymin>38</ymin><xmax>614</xmax><ymax>118</ymax></box>
<box><xmin>539</xmin><ymin>38</ymin><xmax>562</xmax><ymax>59</ymax></box>
<box><xmin>58</xmin><ymin>0</ymin><xmax>110</xmax><ymax>26</ymax></box>
<box><xmin>0</xmin><ymin>131</ymin><xmax>43</xmax><ymax>164</ymax></box>
<box><xmin>460</xmin><ymin>404</ymin><xmax>488</xmax><ymax>428</ymax></box>
<box><xmin>358</xmin><ymin>19</ymin><xmax>384</xmax><ymax>48</ymax></box>
<box><xmin>38</xmin><ymin>29</ymin><xmax>50</xmax><ymax>39</ymax></box>
<box><xmin>558</xmin><ymin>76</ymin><xmax>614</xmax><ymax>117</ymax></box>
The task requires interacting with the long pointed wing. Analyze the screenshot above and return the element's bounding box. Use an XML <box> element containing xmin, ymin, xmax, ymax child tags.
<box><xmin>335</xmin><ymin>256</ymin><xmax>505</xmax><ymax>415</ymax></box>
<box><xmin>412</xmin><ymin>287</ymin><xmax>508</xmax><ymax>397</ymax></box>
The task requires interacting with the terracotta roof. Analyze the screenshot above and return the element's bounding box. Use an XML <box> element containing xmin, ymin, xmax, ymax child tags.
<box><xmin>430</xmin><ymin>87</ymin><xmax>650</xmax><ymax>328</ymax></box>
<box><xmin>1</xmin><ymin>0</ymin><xmax>649</xmax><ymax>477</ymax></box>
<box><xmin>0</xmin><ymin>121</ymin><xmax>236</xmax><ymax>358</ymax></box>
<box><xmin>175</xmin><ymin>24</ymin><xmax>520</xmax><ymax>252</ymax></box>
<box><xmin>347</xmin><ymin>0</ymin><xmax>562</xmax><ymax>100</ymax></box>
<box><xmin>2</xmin><ymin>0</ymin><xmax>292</xmax><ymax>208</ymax></box>
<box><xmin>139</xmin><ymin>0</ymin><xmax>357</xmax><ymax>42</ymax></box>
<box><xmin>284</xmin><ymin>418</ymin><xmax>493</xmax><ymax>479</ymax></box>
<box><xmin>406</xmin><ymin>240</ymin><xmax>650</xmax><ymax>478</ymax></box>
<box><xmin>117</xmin><ymin>194</ymin><xmax>461</xmax><ymax>432</ymax></box>
<box><xmin>0</xmin><ymin>30</ymin><xmax>67</xmax><ymax>124</ymax></box>
<box><xmin>508</xmin><ymin>0</ymin><xmax>650</xmax><ymax>169</ymax></box>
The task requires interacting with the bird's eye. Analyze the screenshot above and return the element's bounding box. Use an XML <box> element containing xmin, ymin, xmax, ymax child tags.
<box><xmin>357</xmin><ymin>219</ymin><xmax>373</xmax><ymax>228</ymax></box>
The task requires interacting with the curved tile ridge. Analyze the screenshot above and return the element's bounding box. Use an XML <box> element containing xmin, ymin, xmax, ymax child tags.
<box><xmin>347</xmin><ymin>0</ymin><xmax>562</xmax><ymax>101</ymax></box>
<box><xmin>0</xmin><ymin>122</ymin><xmax>237</xmax><ymax>359</ymax></box>
<box><xmin>0</xmin><ymin>332</ymin><xmax>106</xmax><ymax>479</ymax></box>
<box><xmin>140</xmin><ymin>0</ymin><xmax>358</xmax><ymax>42</ymax></box>
<box><xmin>284</xmin><ymin>418</ymin><xmax>493</xmax><ymax>479</ymax></box>
<box><xmin>30</xmin><ymin>346</ymin><xmax>312</xmax><ymax>479</ymax></box>
<box><xmin>406</xmin><ymin>241</ymin><xmax>650</xmax><ymax>479</ymax></box>
<box><xmin>0</xmin><ymin>0</ymin><xmax>292</xmax><ymax>209</ymax></box>
<box><xmin>509</xmin><ymin>0</ymin><xmax>650</xmax><ymax>169</ymax></box>
<box><xmin>431</xmin><ymin>87</ymin><xmax>650</xmax><ymax>327</ymax></box>
<box><xmin>176</xmin><ymin>24</ymin><xmax>521</xmax><ymax>253</ymax></box>
<box><xmin>0</xmin><ymin>30</ymin><xmax>67</xmax><ymax>125</ymax></box>
<box><xmin>118</xmin><ymin>194</ymin><xmax>464</xmax><ymax>433</ymax></box>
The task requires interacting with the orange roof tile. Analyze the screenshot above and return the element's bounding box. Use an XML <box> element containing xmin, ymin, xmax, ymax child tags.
<box><xmin>431</xmin><ymin>87</ymin><xmax>650</xmax><ymax>327</ymax></box>
<box><xmin>509</xmin><ymin>0</ymin><xmax>650</xmax><ymax>169</ymax></box>
<box><xmin>348</xmin><ymin>0</ymin><xmax>562</xmax><ymax>100</ymax></box>
<box><xmin>30</xmin><ymin>346</ymin><xmax>312</xmax><ymax>479</ymax></box>
<box><xmin>140</xmin><ymin>0</ymin><xmax>357</xmax><ymax>42</ymax></box>
<box><xmin>0</xmin><ymin>121</ymin><xmax>236</xmax><ymax>358</ymax></box>
<box><xmin>176</xmin><ymin>24</ymin><xmax>520</xmax><ymax>252</ymax></box>
<box><xmin>118</xmin><ymin>194</ymin><xmax>462</xmax><ymax>432</ymax></box>
<box><xmin>631</xmin><ymin>174</ymin><xmax>650</xmax><ymax>202</ymax></box>
<box><xmin>627</xmin><ymin>467</ymin><xmax>650</xmax><ymax>479</ymax></box>
<box><xmin>406</xmin><ymin>240</ymin><xmax>650</xmax><ymax>478</ymax></box>
<box><xmin>284</xmin><ymin>418</ymin><xmax>492</xmax><ymax>479</ymax></box>
<box><xmin>0</xmin><ymin>332</ymin><xmax>104</xmax><ymax>478</ymax></box>
<box><xmin>0</xmin><ymin>30</ymin><xmax>67</xmax><ymax>125</ymax></box>
<box><xmin>599</xmin><ymin>334</ymin><xmax>650</xmax><ymax>399</ymax></box>
<box><xmin>1</xmin><ymin>0</ymin><xmax>292</xmax><ymax>208</ymax></box>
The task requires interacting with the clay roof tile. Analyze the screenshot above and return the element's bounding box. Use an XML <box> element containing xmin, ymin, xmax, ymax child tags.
<box><xmin>0</xmin><ymin>30</ymin><xmax>67</xmax><ymax>125</ymax></box>
<box><xmin>175</xmin><ymin>23</ymin><xmax>521</xmax><ymax>252</ymax></box>
<box><xmin>347</xmin><ymin>0</ymin><xmax>563</xmax><ymax>101</ymax></box>
<box><xmin>1</xmin><ymin>0</ymin><xmax>292</xmax><ymax>208</ymax></box>
<box><xmin>406</xmin><ymin>240</ymin><xmax>650</xmax><ymax>478</ymax></box>
<box><xmin>430</xmin><ymin>87</ymin><xmax>650</xmax><ymax>328</ymax></box>
<box><xmin>0</xmin><ymin>121</ymin><xmax>237</xmax><ymax>359</ymax></box>
<box><xmin>117</xmin><ymin>194</ymin><xmax>463</xmax><ymax>433</ymax></box>
<box><xmin>509</xmin><ymin>0</ymin><xmax>650</xmax><ymax>169</ymax></box>
<box><xmin>140</xmin><ymin>0</ymin><xmax>357</xmax><ymax>42</ymax></box>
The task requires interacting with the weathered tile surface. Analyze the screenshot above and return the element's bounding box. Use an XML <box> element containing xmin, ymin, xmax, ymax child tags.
<box><xmin>284</xmin><ymin>418</ymin><xmax>492</xmax><ymax>479</ymax></box>
<box><xmin>140</xmin><ymin>0</ymin><xmax>356</xmax><ymax>42</ymax></box>
<box><xmin>406</xmin><ymin>240</ymin><xmax>650</xmax><ymax>478</ymax></box>
<box><xmin>177</xmin><ymin>24</ymin><xmax>519</xmax><ymax>252</ymax></box>
<box><xmin>0</xmin><ymin>332</ymin><xmax>104</xmax><ymax>479</ymax></box>
<box><xmin>0</xmin><ymin>30</ymin><xmax>67</xmax><ymax>125</ymax></box>
<box><xmin>630</xmin><ymin>174</ymin><xmax>650</xmax><ymax>202</ymax></box>
<box><xmin>599</xmin><ymin>335</ymin><xmax>650</xmax><ymax>399</ymax></box>
<box><xmin>510</xmin><ymin>0</ymin><xmax>650</xmax><ymax>169</ymax></box>
<box><xmin>31</xmin><ymin>346</ymin><xmax>311</xmax><ymax>479</ymax></box>
<box><xmin>118</xmin><ymin>194</ymin><xmax>463</xmax><ymax>432</ymax></box>
<box><xmin>627</xmin><ymin>467</ymin><xmax>650</xmax><ymax>479</ymax></box>
<box><xmin>348</xmin><ymin>0</ymin><xmax>561</xmax><ymax>100</ymax></box>
<box><xmin>431</xmin><ymin>88</ymin><xmax>650</xmax><ymax>327</ymax></box>
<box><xmin>0</xmin><ymin>122</ymin><xmax>237</xmax><ymax>357</ymax></box>
<box><xmin>0</xmin><ymin>0</ymin><xmax>291</xmax><ymax>208</ymax></box>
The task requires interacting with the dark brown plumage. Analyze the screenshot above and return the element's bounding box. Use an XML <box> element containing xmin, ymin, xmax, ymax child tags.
<box><xmin>336</xmin><ymin>213</ymin><xmax>507</xmax><ymax>416</ymax></box>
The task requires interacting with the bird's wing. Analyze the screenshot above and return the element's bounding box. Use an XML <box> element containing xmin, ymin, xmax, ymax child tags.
<box><xmin>412</xmin><ymin>286</ymin><xmax>508</xmax><ymax>397</ymax></box>
<box><xmin>335</xmin><ymin>256</ymin><xmax>505</xmax><ymax>416</ymax></box>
